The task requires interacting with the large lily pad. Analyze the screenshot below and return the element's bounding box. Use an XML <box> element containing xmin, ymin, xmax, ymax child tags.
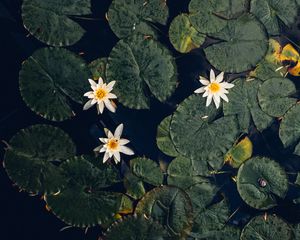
<box><xmin>3</xmin><ymin>124</ymin><xmax>75</xmax><ymax>194</ymax></box>
<box><xmin>19</xmin><ymin>47</ymin><xmax>90</xmax><ymax>121</ymax></box>
<box><xmin>204</xmin><ymin>14</ymin><xmax>268</xmax><ymax>73</ymax></box>
<box><xmin>22</xmin><ymin>0</ymin><xmax>91</xmax><ymax>46</ymax></box>
<box><xmin>258</xmin><ymin>77</ymin><xmax>297</xmax><ymax>117</ymax></box>
<box><xmin>45</xmin><ymin>156</ymin><xmax>126</xmax><ymax>227</ymax></box>
<box><xmin>241</xmin><ymin>215</ymin><xmax>293</xmax><ymax>240</ymax></box>
<box><xmin>237</xmin><ymin>157</ymin><xmax>288</xmax><ymax>210</ymax></box>
<box><xmin>250</xmin><ymin>0</ymin><xmax>298</xmax><ymax>36</ymax></box>
<box><xmin>170</xmin><ymin>94</ymin><xmax>239</xmax><ymax>169</ymax></box>
<box><xmin>135</xmin><ymin>185</ymin><xmax>193</xmax><ymax>238</ymax></box>
<box><xmin>223</xmin><ymin>78</ymin><xmax>273</xmax><ymax>132</ymax></box>
<box><xmin>106</xmin><ymin>34</ymin><xmax>177</xmax><ymax>109</ymax></box>
<box><xmin>107</xmin><ymin>0</ymin><xmax>168</xmax><ymax>39</ymax></box>
<box><xmin>169</xmin><ymin>14</ymin><xmax>205</xmax><ymax>53</ymax></box>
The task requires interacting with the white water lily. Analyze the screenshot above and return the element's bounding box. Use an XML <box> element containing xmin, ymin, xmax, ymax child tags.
<box><xmin>194</xmin><ymin>69</ymin><xmax>234</xmax><ymax>109</ymax></box>
<box><xmin>83</xmin><ymin>77</ymin><xmax>117</xmax><ymax>114</ymax></box>
<box><xmin>94</xmin><ymin>124</ymin><xmax>134</xmax><ymax>164</ymax></box>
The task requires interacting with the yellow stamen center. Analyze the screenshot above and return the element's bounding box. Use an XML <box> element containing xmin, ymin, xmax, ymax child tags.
<box><xmin>107</xmin><ymin>139</ymin><xmax>119</xmax><ymax>151</ymax></box>
<box><xmin>208</xmin><ymin>83</ymin><xmax>220</xmax><ymax>93</ymax></box>
<box><xmin>95</xmin><ymin>88</ymin><xmax>107</xmax><ymax>100</ymax></box>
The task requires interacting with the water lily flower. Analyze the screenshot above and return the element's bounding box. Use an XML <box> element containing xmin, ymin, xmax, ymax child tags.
<box><xmin>83</xmin><ymin>77</ymin><xmax>117</xmax><ymax>114</ymax></box>
<box><xmin>94</xmin><ymin>124</ymin><xmax>134</xmax><ymax>164</ymax></box>
<box><xmin>194</xmin><ymin>69</ymin><xmax>234</xmax><ymax>109</ymax></box>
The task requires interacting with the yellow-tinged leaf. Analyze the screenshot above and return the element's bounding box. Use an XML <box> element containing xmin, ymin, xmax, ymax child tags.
<box><xmin>288</xmin><ymin>61</ymin><xmax>300</xmax><ymax>76</ymax></box>
<box><xmin>265</xmin><ymin>39</ymin><xmax>282</xmax><ymax>64</ymax></box>
<box><xmin>280</xmin><ymin>44</ymin><xmax>300</xmax><ymax>63</ymax></box>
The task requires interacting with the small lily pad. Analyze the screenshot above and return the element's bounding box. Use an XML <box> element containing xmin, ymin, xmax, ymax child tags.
<box><xmin>22</xmin><ymin>0</ymin><xmax>91</xmax><ymax>46</ymax></box>
<box><xmin>19</xmin><ymin>47</ymin><xmax>90</xmax><ymax>121</ymax></box>
<box><xmin>88</xmin><ymin>58</ymin><xmax>108</xmax><ymax>80</ymax></box>
<box><xmin>237</xmin><ymin>157</ymin><xmax>288</xmax><ymax>210</ymax></box>
<box><xmin>124</xmin><ymin>172</ymin><xmax>146</xmax><ymax>200</ymax></box>
<box><xmin>3</xmin><ymin>124</ymin><xmax>75</xmax><ymax>194</ymax></box>
<box><xmin>241</xmin><ymin>215</ymin><xmax>293</xmax><ymax>240</ymax></box>
<box><xmin>250</xmin><ymin>59</ymin><xmax>284</xmax><ymax>81</ymax></box>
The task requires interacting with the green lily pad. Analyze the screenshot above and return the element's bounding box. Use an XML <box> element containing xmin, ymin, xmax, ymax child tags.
<box><xmin>124</xmin><ymin>172</ymin><xmax>146</xmax><ymax>200</ymax></box>
<box><xmin>130</xmin><ymin>157</ymin><xmax>163</xmax><ymax>186</ymax></box>
<box><xmin>250</xmin><ymin>0</ymin><xmax>298</xmax><ymax>35</ymax></box>
<box><xmin>19</xmin><ymin>47</ymin><xmax>90</xmax><ymax>121</ymax></box>
<box><xmin>107</xmin><ymin>0</ymin><xmax>168</xmax><ymax>39</ymax></box>
<box><xmin>204</xmin><ymin>14</ymin><xmax>268</xmax><ymax>73</ymax></box>
<box><xmin>169</xmin><ymin>14</ymin><xmax>205</xmax><ymax>53</ymax></box>
<box><xmin>104</xmin><ymin>215</ymin><xmax>168</xmax><ymax>239</ymax></box>
<box><xmin>258</xmin><ymin>77</ymin><xmax>297</xmax><ymax>117</ymax></box>
<box><xmin>241</xmin><ymin>215</ymin><xmax>293</xmax><ymax>240</ymax></box>
<box><xmin>197</xmin><ymin>226</ymin><xmax>241</xmax><ymax>240</ymax></box>
<box><xmin>3</xmin><ymin>124</ymin><xmax>75</xmax><ymax>194</ymax></box>
<box><xmin>223</xmin><ymin>78</ymin><xmax>273</xmax><ymax>132</ymax></box>
<box><xmin>45</xmin><ymin>156</ymin><xmax>126</xmax><ymax>228</ymax></box>
<box><xmin>135</xmin><ymin>185</ymin><xmax>193</xmax><ymax>238</ymax></box>
<box><xmin>237</xmin><ymin>157</ymin><xmax>288</xmax><ymax>210</ymax></box>
<box><xmin>88</xmin><ymin>58</ymin><xmax>108</xmax><ymax>81</ymax></box>
<box><xmin>22</xmin><ymin>0</ymin><xmax>91</xmax><ymax>46</ymax></box>
<box><xmin>250</xmin><ymin>59</ymin><xmax>284</xmax><ymax>81</ymax></box>
<box><xmin>170</xmin><ymin>94</ymin><xmax>239</xmax><ymax>169</ymax></box>
<box><xmin>156</xmin><ymin>115</ymin><xmax>178</xmax><ymax>157</ymax></box>
<box><xmin>106</xmin><ymin>34</ymin><xmax>177</xmax><ymax>109</ymax></box>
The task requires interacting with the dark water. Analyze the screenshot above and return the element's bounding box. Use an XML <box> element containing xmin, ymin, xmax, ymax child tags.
<box><xmin>1</xmin><ymin>1</ymin><xmax>300</xmax><ymax>239</ymax></box>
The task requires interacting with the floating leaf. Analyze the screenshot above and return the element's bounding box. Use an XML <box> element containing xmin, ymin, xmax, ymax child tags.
<box><xmin>45</xmin><ymin>156</ymin><xmax>125</xmax><ymax>228</ymax></box>
<box><xmin>169</xmin><ymin>14</ymin><xmax>205</xmax><ymax>53</ymax></box>
<box><xmin>258</xmin><ymin>77</ymin><xmax>297</xmax><ymax>117</ymax></box>
<box><xmin>19</xmin><ymin>47</ymin><xmax>90</xmax><ymax>121</ymax></box>
<box><xmin>156</xmin><ymin>115</ymin><xmax>178</xmax><ymax>157</ymax></box>
<box><xmin>107</xmin><ymin>0</ymin><xmax>168</xmax><ymax>39</ymax></box>
<box><xmin>198</xmin><ymin>226</ymin><xmax>241</xmax><ymax>240</ymax></box>
<box><xmin>135</xmin><ymin>185</ymin><xmax>193</xmax><ymax>238</ymax></box>
<box><xmin>130</xmin><ymin>157</ymin><xmax>163</xmax><ymax>186</ymax></box>
<box><xmin>280</xmin><ymin>44</ymin><xmax>300</xmax><ymax>63</ymax></box>
<box><xmin>204</xmin><ymin>14</ymin><xmax>268</xmax><ymax>73</ymax></box>
<box><xmin>224</xmin><ymin>78</ymin><xmax>273</xmax><ymax>132</ymax></box>
<box><xmin>250</xmin><ymin>60</ymin><xmax>284</xmax><ymax>81</ymax></box>
<box><xmin>4</xmin><ymin>124</ymin><xmax>75</xmax><ymax>194</ymax></box>
<box><xmin>170</xmin><ymin>94</ymin><xmax>239</xmax><ymax>169</ymax></box>
<box><xmin>106</xmin><ymin>34</ymin><xmax>177</xmax><ymax>109</ymax></box>
<box><xmin>124</xmin><ymin>172</ymin><xmax>145</xmax><ymax>200</ymax></box>
<box><xmin>237</xmin><ymin>157</ymin><xmax>288</xmax><ymax>210</ymax></box>
<box><xmin>22</xmin><ymin>0</ymin><xmax>91</xmax><ymax>46</ymax></box>
<box><xmin>241</xmin><ymin>215</ymin><xmax>293</xmax><ymax>240</ymax></box>
<box><xmin>88</xmin><ymin>58</ymin><xmax>108</xmax><ymax>81</ymax></box>
<box><xmin>250</xmin><ymin>0</ymin><xmax>298</xmax><ymax>35</ymax></box>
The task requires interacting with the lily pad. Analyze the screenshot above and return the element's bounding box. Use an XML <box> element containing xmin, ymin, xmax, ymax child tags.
<box><xmin>250</xmin><ymin>0</ymin><xmax>298</xmax><ymax>36</ymax></box>
<box><xmin>135</xmin><ymin>185</ymin><xmax>193</xmax><ymax>238</ymax></box>
<box><xmin>130</xmin><ymin>157</ymin><xmax>163</xmax><ymax>186</ymax></box>
<box><xmin>104</xmin><ymin>215</ymin><xmax>168</xmax><ymax>240</ymax></box>
<box><xmin>223</xmin><ymin>78</ymin><xmax>273</xmax><ymax>132</ymax></box>
<box><xmin>106</xmin><ymin>34</ymin><xmax>177</xmax><ymax>109</ymax></box>
<box><xmin>237</xmin><ymin>157</ymin><xmax>288</xmax><ymax>210</ymax></box>
<box><xmin>258</xmin><ymin>77</ymin><xmax>297</xmax><ymax>117</ymax></box>
<box><xmin>250</xmin><ymin>60</ymin><xmax>284</xmax><ymax>81</ymax></box>
<box><xmin>22</xmin><ymin>0</ymin><xmax>91</xmax><ymax>46</ymax></box>
<box><xmin>169</xmin><ymin>14</ymin><xmax>205</xmax><ymax>53</ymax></box>
<box><xmin>107</xmin><ymin>0</ymin><xmax>169</xmax><ymax>39</ymax></box>
<box><xmin>3</xmin><ymin>124</ymin><xmax>75</xmax><ymax>194</ymax></box>
<box><xmin>156</xmin><ymin>115</ymin><xmax>178</xmax><ymax>157</ymax></box>
<box><xmin>88</xmin><ymin>58</ymin><xmax>108</xmax><ymax>80</ymax></box>
<box><xmin>124</xmin><ymin>172</ymin><xmax>146</xmax><ymax>200</ymax></box>
<box><xmin>19</xmin><ymin>47</ymin><xmax>90</xmax><ymax>121</ymax></box>
<box><xmin>241</xmin><ymin>215</ymin><xmax>293</xmax><ymax>240</ymax></box>
<box><xmin>204</xmin><ymin>14</ymin><xmax>268</xmax><ymax>73</ymax></box>
<box><xmin>170</xmin><ymin>94</ymin><xmax>239</xmax><ymax>169</ymax></box>
<box><xmin>45</xmin><ymin>156</ymin><xmax>126</xmax><ymax>227</ymax></box>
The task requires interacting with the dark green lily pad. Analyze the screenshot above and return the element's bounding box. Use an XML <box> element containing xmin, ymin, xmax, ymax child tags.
<box><xmin>106</xmin><ymin>34</ymin><xmax>177</xmax><ymax>109</ymax></box>
<box><xmin>237</xmin><ymin>157</ymin><xmax>288</xmax><ymax>210</ymax></box>
<box><xmin>169</xmin><ymin>14</ymin><xmax>205</xmax><ymax>53</ymax></box>
<box><xmin>19</xmin><ymin>47</ymin><xmax>90</xmax><ymax>121</ymax></box>
<box><xmin>156</xmin><ymin>115</ymin><xmax>178</xmax><ymax>157</ymax></box>
<box><xmin>22</xmin><ymin>0</ymin><xmax>91</xmax><ymax>46</ymax></box>
<box><xmin>258</xmin><ymin>77</ymin><xmax>297</xmax><ymax>117</ymax></box>
<box><xmin>197</xmin><ymin>226</ymin><xmax>241</xmax><ymax>240</ymax></box>
<box><xmin>224</xmin><ymin>78</ymin><xmax>273</xmax><ymax>132</ymax></box>
<box><xmin>107</xmin><ymin>0</ymin><xmax>168</xmax><ymax>39</ymax></box>
<box><xmin>204</xmin><ymin>14</ymin><xmax>268</xmax><ymax>73</ymax></box>
<box><xmin>170</xmin><ymin>94</ymin><xmax>239</xmax><ymax>169</ymax></box>
<box><xmin>45</xmin><ymin>156</ymin><xmax>126</xmax><ymax>227</ymax></box>
<box><xmin>250</xmin><ymin>0</ymin><xmax>298</xmax><ymax>36</ymax></box>
<box><xmin>3</xmin><ymin>124</ymin><xmax>75</xmax><ymax>194</ymax></box>
<box><xmin>250</xmin><ymin>59</ymin><xmax>284</xmax><ymax>81</ymax></box>
<box><xmin>124</xmin><ymin>172</ymin><xmax>145</xmax><ymax>200</ymax></box>
<box><xmin>104</xmin><ymin>215</ymin><xmax>168</xmax><ymax>240</ymax></box>
<box><xmin>130</xmin><ymin>157</ymin><xmax>163</xmax><ymax>186</ymax></box>
<box><xmin>88</xmin><ymin>58</ymin><xmax>108</xmax><ymax>80</ymax></box>
<box><xmin>241</xmin><ymin>215</ymin><xmax>293</xmax><ymax>240</ymax></box>
<box><xmin>135</xmin><ymin>185</ymin><xmax>193</xmax><ymax>238</ymax></box>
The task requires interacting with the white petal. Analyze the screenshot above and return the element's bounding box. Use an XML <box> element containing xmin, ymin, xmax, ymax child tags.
<box><xmin>99</xmin><ymin>147</ymin><xmax>106</xmax><ymax>153</ymax></box>
<box><xmin>114</xmin><ymin>124</ymin><xmax>124</xmax><ymax>138</ymax></box>
<box><xmin>84</xmin><ymin>91</ymin><xmax>93</xmax><ymax>97</ymax></box>
<box><xmin>91</xmin><ymin>98</ymin><xmax>97</xmax><ymax>105</ymax></box>
<box><xmin>107</xmin><ymin>93</ymin><xmax>117</xmax><ymax>99</ymax></box>
<box><xmin>220</xmin><ymin>93</ymin><xmax>229</xmax><ymax>102</ymax></box>
<box><xmin>97</xmin><ymin>101</ymin><xmax>105</xmax><ymax>114</ymax></box>
<box><xmin>215</xmin><ymin>72</ymin><xmax>224</xmax><ymax>83</ymax></box>
<box><xmin>104</xmin><ymin>99</ymin><xmax>116</xmax><ymax>113</ymax></box>
<box><xmin>103</xmin><ymin>152</ymin><xmax>110</xmax><ymax>163</ymax></box>
<box><xmin>194</xmin><ymin>86</ymin><xmax>206</xmax><ymax>93</ymax></box>
<box><xmin>113</xmin><ymin>152</ymin><xmax>121</xmax><ymax>163</ymax></box>
<box><xmin>104</xmin><ymin>128</ymin><xmax>113</xmax><ymax>138</ymax></box>
<box><xmin>107</xmin><ymin>81</ymin><xmax>116</xmax><ymax>91</ymax></box>
<box><xmin>108</xmin><ymin>151</ymin><xmax>113</xmax><ymax>158</ymax></box>
<box><xmin>99</xmin><ymin>137</ymin><xmax>108</xmax><ymax>143</ymax></box>
<box><xmin>206</xmin><ymin>94</ymin><xmax>213</xmax><ymax>107</ymax></box>
<box><xmin>120</xmin><ymin>146</ymin><xmax>134</xmax><ymax>155</ymax></box>
<box><xmin>203</xmin><ymin>90</ymin><xmax>209</xmax><ymax>98</ymax></box>
<box><xmin>199</xmin><ymin>77</ymin><xmax>210</xmax><ymax>85</ymax></box>
<box><xmin>98</xmin><ymin>77</ymin><xmax>104</xmax><ymax>85</ymax></box>
<box><xmin>88</xmin><ymin>79</ymin><xmax>97</xmax><ymax>87</ymax></box>
<box><xmin>119</xmin><ymin>139</ymin><xmax>130</xmax><ymax>145</ymax></box>
<box><xmin>83</xmin><ymin>100</ymin><xmax>94</xmax><ymax>110</ymax></box>
<box><xmin>221</xmin><ymin>82</ymin><xmax>234</xmax><ymax>89</ymax></box>
<box><xmin>213</xmin><ymin>95</ymin><xmax>221</xmax><ymax>109</ymax></box>
<box><xmin>93</xmin><ymin>145</ymin><xmax>102</xmax><ymax>152</ymax></box>
<box><xmin>210</xmin><ymin>69</ymin><xmax>216</xmax><ymax>82</ymax></box>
